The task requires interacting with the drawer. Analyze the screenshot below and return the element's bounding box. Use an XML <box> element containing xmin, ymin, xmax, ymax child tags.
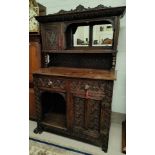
<box><xmin>34</xmin><ymin>76</ymin><xmax>66</xmax><ymax>90</ymax></box>
<box><xmin>70</xmin><ymin>79</ymin><xmax>106</xmax><ymax>98</ymax></box>
<box><xmin>72</xmin><ymin>91</ymin><xmax>104</xmax><ymax>100</ymax></box>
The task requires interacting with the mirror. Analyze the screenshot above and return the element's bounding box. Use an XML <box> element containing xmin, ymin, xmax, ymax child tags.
<box><xmin>73</xmin><ymin>26</ymin><xmax>89</xmax><ymax>47</ymax></box>
<box><xmin>92</xmin><ymin>24</ymin><xmax>113</xmax><ymax>46</ymax></box>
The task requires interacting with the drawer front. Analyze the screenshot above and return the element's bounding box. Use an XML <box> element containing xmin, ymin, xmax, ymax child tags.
<box><xmin>34</xmin><ymin>76</ymin><xmax>66</xmax><ymax>90</ymax></box>
<box><xmin>70</xmin><ymin>79</ymin><xmax>106</xmax><ymax>100</ymax></box>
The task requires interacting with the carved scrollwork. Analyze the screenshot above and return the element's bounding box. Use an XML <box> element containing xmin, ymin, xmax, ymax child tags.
<box><xmin>56</xmin><ymin>4</ymin><xmax>110</xmax><ymax>15</ymax></box>
<box><xmin>70</xmin><ymin>80</ymin><xmax>106</xmax><ymax>94</ymax></box>
<box><xmin>33</xmin><ymin>78</ymin><xmax>42</xmax><ymax>123</ymax></box>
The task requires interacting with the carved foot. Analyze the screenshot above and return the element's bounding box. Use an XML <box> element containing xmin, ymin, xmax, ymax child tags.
<box><xmin>102</xmin><ymin>144</ymin><xmax>108</xmax><ymax>153</ymax></box>
<box><xmin>33</xmin><ymin>127</ymin><xmax>43</xmax><ymax>134</ymax></box>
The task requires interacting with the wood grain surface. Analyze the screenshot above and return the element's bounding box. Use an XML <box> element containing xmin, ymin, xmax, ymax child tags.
<box><xmin>33</xmin><ymin>67</ymin><xmax>116</xmax><ymax>80</ymax></box>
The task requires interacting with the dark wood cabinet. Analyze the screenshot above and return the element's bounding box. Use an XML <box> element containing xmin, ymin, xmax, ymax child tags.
<box><xmin>33</xmin><ymin>5</ymin><xmax>125</xmax><ymax>152</ymax></box>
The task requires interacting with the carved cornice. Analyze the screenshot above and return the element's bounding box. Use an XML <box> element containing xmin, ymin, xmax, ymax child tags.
<box><xmin>35</xmin><ymin>5</ymin><xmax>126</xmax><ymax>23</ymax></box>
<box><xmin>55</xmin><ymin>4</ymin><xmax>110</xmax><ymax>15</ymax></box>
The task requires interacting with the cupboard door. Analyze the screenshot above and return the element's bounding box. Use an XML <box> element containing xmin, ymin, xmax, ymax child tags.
<box><xmin>41</xmin><ymin>23</ymin><xmax>64</xmax><ymax>51</ymax></box>
<box><xmin>73</xmin><ymin>94</ymin><xmax>101</xmax><ymax>138</ymax></box>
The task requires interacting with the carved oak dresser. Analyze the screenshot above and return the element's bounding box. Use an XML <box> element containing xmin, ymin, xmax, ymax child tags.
<box><xmin>33</xmin><ymin>5</ymin><xmax>126</xmax><ymax>152</ymax></box>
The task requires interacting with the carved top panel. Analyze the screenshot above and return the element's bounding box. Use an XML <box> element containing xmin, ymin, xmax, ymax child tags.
<box><xmin>55</xmin><ymin>5</ymin><xmax>110</xmax><ymax>15</ymax></box>
<box><xmin>35</xmin><ymin>5</ymin><xmax>126</xmax><ymax>23</ymax></box>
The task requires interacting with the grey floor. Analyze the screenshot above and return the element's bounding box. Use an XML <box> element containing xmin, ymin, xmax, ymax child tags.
<box><xmin>29</xmin><ymin>118</ymin><xmax>124</xmax><ymax>155</ymax></box>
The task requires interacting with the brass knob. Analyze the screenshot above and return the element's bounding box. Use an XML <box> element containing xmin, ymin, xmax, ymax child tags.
<box><xmin>85</xmin><ymin>84</ymin><xmax>89</xmax><ymax>90</ymax></box>
<box><xmin>48</xmin><ymin>81</ymin><xmax>53</xmax><ymax>86</ymax></box>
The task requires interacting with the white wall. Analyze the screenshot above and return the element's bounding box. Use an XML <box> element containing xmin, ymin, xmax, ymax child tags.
<box><xmin>36</xmin><ymin>0</ymin><xmax>126</xmax><ymax>113</ymax></box>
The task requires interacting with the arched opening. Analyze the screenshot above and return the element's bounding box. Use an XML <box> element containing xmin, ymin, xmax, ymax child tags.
<box><xmin>41</xmin><ymin>91</ymin><xmax>67</xmax><ymax>128</ymax></box>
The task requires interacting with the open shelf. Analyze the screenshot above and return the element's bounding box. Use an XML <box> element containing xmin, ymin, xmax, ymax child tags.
<box><xmin>42</xmin><ymin>49</ymin><xmax>117</xmax><ymax>54</ymax></box>
<box><xmin>43</xmin><ymin>113</ymin><xmax>66</xmax><ymax>129</ymax></box>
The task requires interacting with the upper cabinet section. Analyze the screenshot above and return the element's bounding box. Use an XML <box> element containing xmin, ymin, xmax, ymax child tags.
<box><xmin>36</xmin><ymin>5</ymin><xmax>126</xmax><ymax>53</ymax></box>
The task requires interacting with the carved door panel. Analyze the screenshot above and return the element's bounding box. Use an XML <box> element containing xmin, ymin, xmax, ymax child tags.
<box><xmin>73</xmin><ymin>95</ymin><xmax>101</xmax><ymax>138</ymax></box>
<box><xmin>41</xmin><ymin>23</ymin><xmax>64</xmax><ymax>51</ymax></box>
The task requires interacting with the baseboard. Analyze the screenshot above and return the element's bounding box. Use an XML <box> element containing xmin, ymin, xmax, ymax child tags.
<box><xmin>30</xmin><ymin>112</ymin><xmax>125</xmax><ymax>124</ymax></box>
<box><xmin>29</xmin><ymin>117</ymin><xmax>37</xmax><ymax>121</ymax></box>
<box><xmin>111</xmin><ymin>112</ymin><xmax>126</xmax><ymax>124</ymax></box>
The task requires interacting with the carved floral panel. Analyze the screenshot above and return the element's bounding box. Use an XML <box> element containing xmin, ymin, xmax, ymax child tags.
<box><xmin>42</xmin><ymin>24</ymin><xmax>62</xmax><ymax>50</ymax></box>
<box><xmin>74</xmin><ymin>97</ymin><xmax>85</xmax><ymax>128</ymax></box>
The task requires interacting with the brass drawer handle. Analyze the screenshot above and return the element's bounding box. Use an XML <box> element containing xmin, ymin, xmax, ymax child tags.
<box><xmin>84</xmin><ymin>84</ymin><xmax>89</xmax><ymax>90</ymax></box>
<box><xmin>48</xmin><ymin>81</ymin><xmax>53</xmax><ymax>86</ymax></box>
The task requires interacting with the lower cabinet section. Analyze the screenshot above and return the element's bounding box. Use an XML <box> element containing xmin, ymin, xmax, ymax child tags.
<box><xmin>29</xmin><ymin>88</ymin><xmax>37</xmax><ymax>120</ymax></box>
<box><xmin>33</xmin><ymin>74</ymin><xmax>113</xmax><ymax>152</ymax></box>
